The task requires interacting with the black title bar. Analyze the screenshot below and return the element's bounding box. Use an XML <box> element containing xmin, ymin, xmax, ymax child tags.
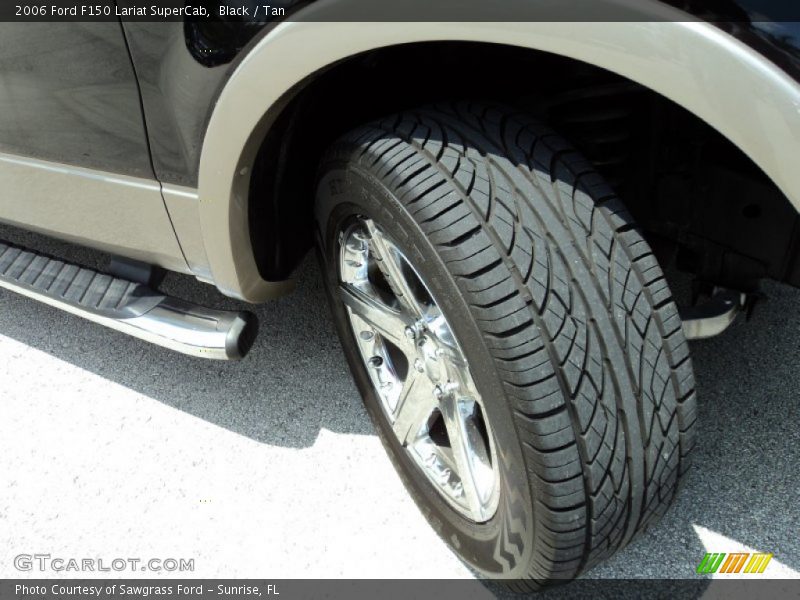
<box><xmin>3</xmin><ymin>0</ymin><xmax>800</xmax><ymax>22</ymax></box>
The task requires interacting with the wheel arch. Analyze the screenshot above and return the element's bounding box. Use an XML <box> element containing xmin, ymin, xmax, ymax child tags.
<box><xmin>198</xmin><ymin>19</ymin><xmax>800</xmax><ymax>302</ymax></box>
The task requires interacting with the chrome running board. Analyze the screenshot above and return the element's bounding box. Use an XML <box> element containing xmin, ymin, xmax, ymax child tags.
<box><xmin>680</xmin><ymin>289</ymin><xmax>745</xmax><ymax>340</ymax></box>
<box><xmin>0</xmin><ymin>240</ymin><xmax>257</xmax><ymax>360</ymax></box>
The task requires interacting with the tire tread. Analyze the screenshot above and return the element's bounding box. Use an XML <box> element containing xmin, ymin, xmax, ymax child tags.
<box><xmin>325</xmin><ymin>102</ymin><xmax>696</xmax><ymax>588</ymax></box>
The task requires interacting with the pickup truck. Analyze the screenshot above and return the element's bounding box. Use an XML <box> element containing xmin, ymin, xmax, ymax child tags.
<box><xmin>1</xmin><ymin>0</ymin><xmax>798</xmax><ymax>590</ymax></box>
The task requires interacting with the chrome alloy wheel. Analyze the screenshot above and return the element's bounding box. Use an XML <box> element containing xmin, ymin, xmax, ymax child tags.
<box><xmin>338</xmin><ymin>217</ymin><xmax>501</xmax><ymax>522</ymax></box>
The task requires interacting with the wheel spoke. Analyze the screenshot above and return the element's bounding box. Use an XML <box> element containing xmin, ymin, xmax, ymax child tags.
<box><xmin>392</xmin><ymin>372</ymin><xmax>436</xmax><ymax>445</ymax></box>
<box><xmin>364</xmin><ymin>219</ymin><xmax>426</xmax><ymax>318</ymax></box>
<box><xmin>439</xmin><ymin>393</ymin><xmax>488</xmax><ymax>521</ymax></box>
<box><xmin>338</xmin><ymin>217</ymin><xmax>499</xmax><ymax>523</ymax></box>
<box><xmin>424</xmin><ymin>307</ymin><xmax>457</xmax><ymax>348</ymax></box>
<box><xmin>338</xmin><ymin>283</ymin><xmax>414</xmax><ymax>350</ymax></box>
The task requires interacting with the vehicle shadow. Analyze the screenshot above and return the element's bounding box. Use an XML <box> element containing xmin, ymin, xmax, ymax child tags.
<box><xmin>0</xmin><ymin>224</ymin><xmax>797</xmax><ymax>584</ymax></box>
<box><xmin>0</xmin><ymin>224</ymin><xmax>374</xmax><ymax>449</ymax></box>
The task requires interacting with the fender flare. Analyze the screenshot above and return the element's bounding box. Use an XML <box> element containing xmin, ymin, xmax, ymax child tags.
<box><xmin>198</xmin><ymin>17</ymin><xmax>800</xmax><ymax>301</ymax></box>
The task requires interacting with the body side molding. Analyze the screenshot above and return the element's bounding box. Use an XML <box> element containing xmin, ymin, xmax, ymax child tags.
<box><xmin>0</xmin><ymin>153</ymin><xmax>191</xmax><ymax>274</ymax></box>
<box><xmin>162</xmin><ymin>184</ymin><xmax>214</xmax><ymax>282</ymax></box>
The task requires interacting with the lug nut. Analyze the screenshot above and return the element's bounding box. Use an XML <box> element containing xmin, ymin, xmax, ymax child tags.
<box><xmin>404</xmin><ymin>327</ymin><xmax>416</xmax><ymax>341</ymax></box>
<box><xmin>369</xmin><ymin>356</ymin><xmax>384</xmax><ymax>368</ymax></box>
<box><xmin>414</xmin><ymin>359</ymin><xmax>425</xmax><ymax>373</ymax></box>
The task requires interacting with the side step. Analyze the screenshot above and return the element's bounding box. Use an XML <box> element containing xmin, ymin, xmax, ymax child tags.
<box><xmin>0</xmin><ymin>240</ymin><xmax>257</xmax><ymax>360</ymax></box>
<box><xmin>679</xmin><ymin>289</ymin><xmax>745</xmax><ymax>340</ymax></box>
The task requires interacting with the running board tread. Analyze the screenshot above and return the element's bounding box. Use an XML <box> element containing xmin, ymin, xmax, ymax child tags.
<box><xmin>0</xmin><ymin>240</ymin><xmax>257</xmax><ymax>360</ymax></box>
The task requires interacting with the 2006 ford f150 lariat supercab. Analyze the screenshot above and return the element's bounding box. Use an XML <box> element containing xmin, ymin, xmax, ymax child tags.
<box><xmin>1</xmin><ymin>0</ymin><xmax>799</xmax><ymax>590</ymax></box>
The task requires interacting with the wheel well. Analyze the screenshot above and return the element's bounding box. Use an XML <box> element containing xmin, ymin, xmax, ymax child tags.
<box><xmin>248</xmin><ymin>41</ymin><xmax>800</xmax><ymax>292</ymax></box>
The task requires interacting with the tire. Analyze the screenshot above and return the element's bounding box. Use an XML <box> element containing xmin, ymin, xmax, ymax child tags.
<box><xmin>314</xmin><ymin>102</ymin><xmax>697</xmax><ymax>589</ymax></box>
